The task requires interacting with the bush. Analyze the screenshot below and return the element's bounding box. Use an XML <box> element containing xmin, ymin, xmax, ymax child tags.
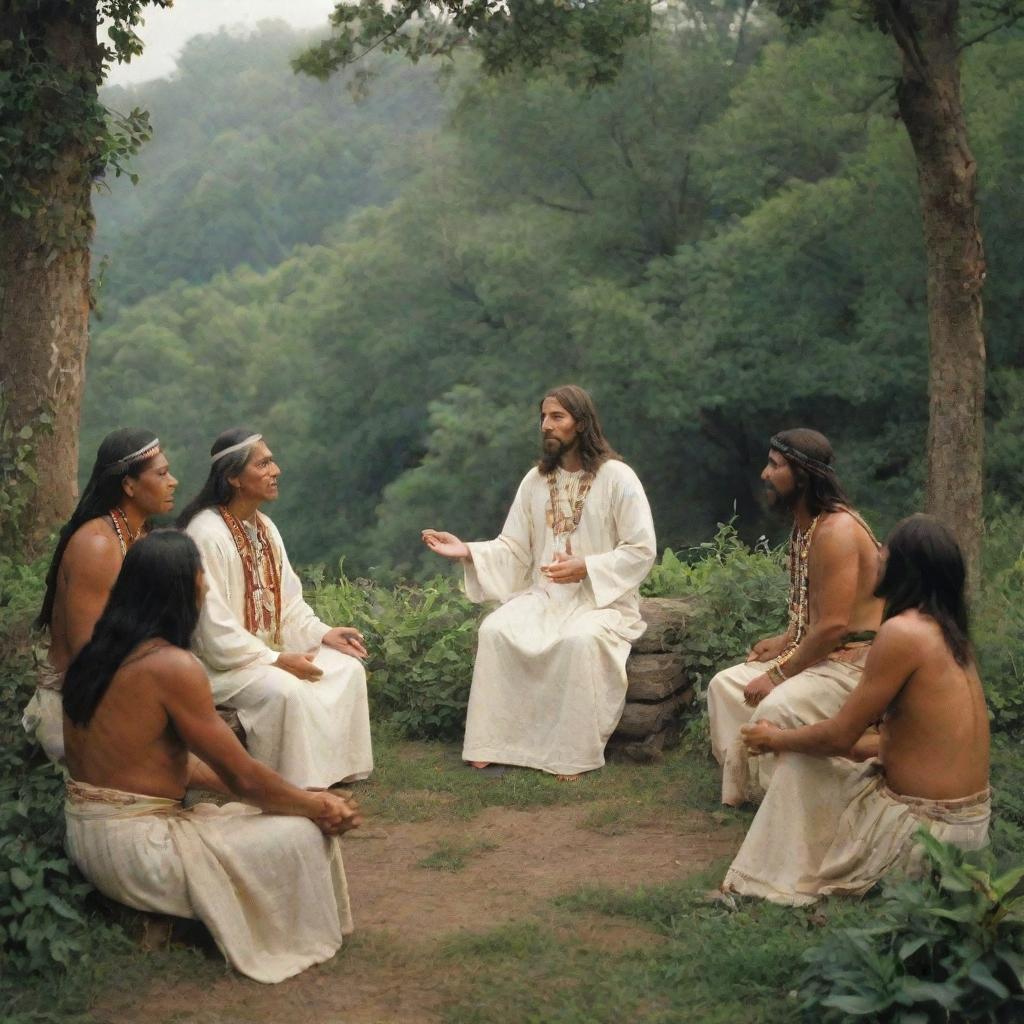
<box><xmin>310</xmin><ymin>567</ymin><xmax>483</xmax><ymax>741</ymax></box>
<box><xmin>800</xmin><ymin>831</ymin><xmax>1024</xmax><ymax>1022</ymax></box>
<box><xmin>643</xmin><ymin>519</ymin><xmax>789</xmax><ymax>690</ymax></box>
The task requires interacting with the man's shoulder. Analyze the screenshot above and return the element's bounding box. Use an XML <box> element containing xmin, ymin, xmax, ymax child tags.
<box><xmin>877</xmin><ymin>609</ymin><xmax>940</xmax><ymax>646</ymax></box>
<box><xmin>596</xmin><ymin>458</ymin><xmax>644</xmax><ymax>491</ymax></box>
<box><xmin>817</xmin><ymin>507</ymin><xmax>874</xmax><ymax>542</ymax></box>
<box><xmin>63</xmin><ymin>518</ymin><xmax>120</xmax><ymax>568</ymax></box>
<box><xmin>142</xmin><ymin>645</ymin><xmax>207</xmax><ymax>686</ymax></box>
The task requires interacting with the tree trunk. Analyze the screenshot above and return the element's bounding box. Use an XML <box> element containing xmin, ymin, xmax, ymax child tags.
<box><xmin>893</xmin><ymin>0</ymin><xmax>986</xmax><ymax>587</ymax></box>
<box><xmin>0</xmin><ymin>10</ymin><xmax>98</xmax><ymax>553</ymax></box>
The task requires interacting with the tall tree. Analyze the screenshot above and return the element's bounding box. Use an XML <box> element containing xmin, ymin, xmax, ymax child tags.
<box><xmin>300</xmin><ymin>0</ymin><xmax>1022</xmax><ymax>583</ymax></box>
<box><xmin>0</xmin><ymin>1</ymin><xmax>160</xmax><ymax>549</ymax></box>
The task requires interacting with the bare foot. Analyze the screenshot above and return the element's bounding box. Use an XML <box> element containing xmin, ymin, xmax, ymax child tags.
<box><xmin>469</xmin><ymin>761</ymin><xmax>492</xmax><ymax>769</ymax></box>
<box><xmin>556</xmin><ymin>773</ymin><xmax>581</xmax><ymax>783</ymax></box>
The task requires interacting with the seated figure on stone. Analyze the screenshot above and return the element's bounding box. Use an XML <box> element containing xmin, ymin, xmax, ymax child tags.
<box><xmin>721</xmin><ymin>515</ymin><xmax>990</xmax><ymax>905</ymax></box>
<box><xmin>178</xmin><ymin>429</ymin><xmax>373</xmax><ymax>789</ymax></box>
<box><xmin>25</xmin><ymin>429</ymin><xmax>177</xmax><ymax>762</ymax></box>
<box><xmin>422</xmin><ymin>385</ymin><xmax>656</xmax><ymax>779</ymax></box>
<box><xmin>707</xmin><ymin>429</ymin><xmax>883</xmax><ymax>805</ymax></box>
<box><xmin>63</xmin><ymin>530</ymin><xmax>361</xmax><ymax>983</ymax></box>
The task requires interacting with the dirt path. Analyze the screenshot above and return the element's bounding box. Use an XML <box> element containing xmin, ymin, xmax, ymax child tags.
<box><xmin>93</xmin><ymin>801</ymin><xmax>741</xmax><ymax>1024</ymax></box>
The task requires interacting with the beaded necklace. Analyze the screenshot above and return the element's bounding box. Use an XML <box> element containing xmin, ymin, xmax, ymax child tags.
<box><xmin>218</xmin><ymin>506</ymin><xmax>283</xmax><ymax>646</ymax></box>
<box><xmin>108</xmin><ymin>507</ymin><xmax>144</xmax><ymax>558</ymax></box>
<box><xmin>546</xmin><ymin>468</ymin><xmax>595</xmax><ymax>555</ymax></box>
<box><xmin>776</xmin><ymin>514</ymin><xmax>821</xmax><ymax>670</ymax></box>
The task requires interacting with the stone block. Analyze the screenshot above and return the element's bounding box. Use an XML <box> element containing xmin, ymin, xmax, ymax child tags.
<box><xmin>606</xmin><ymin>719</ymin><xmax>684</xmax><ymax>764</ymax></box>
<box><xmin>614</xmin><ymin>686</ymin><xmax>694</xmax><ymax>740</ymax></box>
<box><xmin>626</xmin><ymin>652</ymin><xmax>687</xmax><ymax>702</ymax></box>
<box><xmin>633</xmin><ymin>597</ymin><xmax>696</xmax><ymax>653</ymax></box>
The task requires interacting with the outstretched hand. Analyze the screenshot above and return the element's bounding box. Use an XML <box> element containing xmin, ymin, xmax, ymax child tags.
<box><xmin>421</xmin><ymin>529</ymin><xmax>470</xmax><ymax>561</ymax></box>
<box><xmin>541</xmin><ymin>551</ymin><xmax>587</xmax><ymax>584</ymax></box>
<box><xmin>741</xmin><ymin>721</ymin><xmax>782</xmax><ymax>755</ymax></box>
<box><xmin>322</xmin><ymin>626</ymin><xmax>368</xmax><ymax>660</ymax></box>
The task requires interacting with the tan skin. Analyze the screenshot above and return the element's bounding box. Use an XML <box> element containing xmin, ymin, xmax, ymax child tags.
<box><xmin>64</xmin><ymin>573</ymin><xmax>362</xmax><ymax>835</ymax></box>
<box><xmin>742</xmin><ymin>605</ymin><xmax>990</xmax><ymax>801</ymax></box>
<box><xmin>421</xmin><ymin>397</ymin><xmax>590</xmax><ymax>774</ymax></box>
<box><xmin>226</xmin><ymin>440</ymin><xmax>368</xmax><ymax>682</ymax></box>
<box><xmin>49</xmin><ymin>452</ymin><xmax>178</xmax><ymax>673</ymax></box>
<box><xmin>742</xmin><ymin>449</ymin><xmax>884</xmax><ymax>707</ymax></box>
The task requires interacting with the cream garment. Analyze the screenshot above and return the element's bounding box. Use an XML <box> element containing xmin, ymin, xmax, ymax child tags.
<box><xmin>462</xmin><ymin>461</ymin><xmax>656</xmax><ymax>775</ymax></box>
<box><xmin>723</xmin><ymin>755</ymin><xmax>990</xmax><ymax>906</ymax></box>
<box><xmin>707</xmin><ymin>653</ymin><xmax>865</xmax><ymax>805</ymax></box>
<box><xmin>187</xmin><ymin>509</ymin><xmax>373</xmax><ymax>788</ymax></box>
<box><xmin>65</xmin><ymin>780</ymin><xmax>353</xmax><ymax>983</ymax></box>
<box><xmin>22</xmin><ymin>663</ymin><xmax>65</xmax><ymax>763</ymax></box>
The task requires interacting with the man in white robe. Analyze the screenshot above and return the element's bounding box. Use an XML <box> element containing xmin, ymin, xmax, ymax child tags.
<box><xmin>180</xmin><ymin>430</ymin><xmax>373</xmax><ymax>789</ymax></box>
<box><xmin>423</xmin><ymin>385</ymin><xmax>656</xmax><ymax>777</ymax></box>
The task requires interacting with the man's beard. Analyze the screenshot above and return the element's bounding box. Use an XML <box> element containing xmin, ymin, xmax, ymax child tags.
<box><xmin>764</xmin><ymin>482</ymin><xmax>801</xmax><ymax>518</ymax></box>
<box><xmin>540</xmin><ymin>436</ymin><xmax>575</xmax><ymax>469</ymax></box>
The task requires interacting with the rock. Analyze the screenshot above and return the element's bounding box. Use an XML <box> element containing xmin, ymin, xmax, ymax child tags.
<box><xmin>607</xmin><ymin>718</ymin><xmax>684</xmax><ymax>763</ymax></box>
<box><xmin>626</xmin><ymin>652</ymin><xmax>687</xmax><ymax>702</ymax></box>
<box><xmin>633</xmin><ymin>597</ymin><xmax>696</xmax><ymax>653</ymax></box>
<box><xmin>614</xmin><ymin>686</ymin><xmax>694</xmax><ymax>739</ymax></box>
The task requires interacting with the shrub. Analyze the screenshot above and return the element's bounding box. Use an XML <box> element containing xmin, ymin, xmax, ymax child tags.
<box><xmin>643</xmin><ymin>519</ymin><xmax>789</xmax><ymax>690</ymax></box>
<box><xmin>311</xmin><ymin>568</ymin><xmax>483</xmax><ymax>741</ymax></box>
<box><xmin>800</xmin><ymin>831</ymin><xmax>1024</xmax><ymax>1022</ymax></box>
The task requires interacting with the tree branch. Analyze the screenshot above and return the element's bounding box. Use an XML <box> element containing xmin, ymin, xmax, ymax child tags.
<box><xmin>958</xmin><ymin>11</ymin><xmax>1024</xmax><ymax>51</ymax></box>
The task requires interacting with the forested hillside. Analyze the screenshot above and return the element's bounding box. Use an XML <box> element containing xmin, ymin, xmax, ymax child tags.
<box><xmin>83</xmin><ymin>15</ymin><xmax>1024</xmax><ymax>574</ymax></box>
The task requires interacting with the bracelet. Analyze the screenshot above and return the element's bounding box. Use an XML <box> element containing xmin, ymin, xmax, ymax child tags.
<box><xmin>767</xmin><ymin>661</ymin><xmax>787</xmax><ymax>686</ymax></box>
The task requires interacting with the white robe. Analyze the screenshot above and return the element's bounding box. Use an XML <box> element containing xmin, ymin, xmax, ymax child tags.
<box><xmin>462</xmin><ymin>461</ymin><xmax>656</xmax><ymax>775</ymax></box>
<box><xmin>186</xmin><ymin>509</ymin><xmax>373</xmax><ymax>788</ymax></box>
<box><xmin>65</xmin><ymin>780</ymin><xmax>353</xmax><ymax>983</ymax></box>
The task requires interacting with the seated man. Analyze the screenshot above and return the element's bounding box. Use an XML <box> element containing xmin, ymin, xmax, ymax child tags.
<box><xmin>63</xmin><ymin>530</ymin><xmax>362</xmax><ymax>984</ymax></box>
<box><xmin>422</xmin><ymin>385</ymin><xmax>656</xmax><ymax>779</ymax></box>
<box><xmin>707</xmin><ymin>429</ymin><xmax>883</xmax><ymax>805</ymax></box>
<box><xmin>178</xmin><ymin>429</ymin><xmax>372</xmax><ymax>789</ymax></box>
<box><xmin>722</xmin><ymin>515</ymin><xmax>990</xmax><ymax>905</ymax></box>
<box><xmin>25</xmin><ymin>429</ymin><xmax>177</xmax><ymax>761</ymax></box>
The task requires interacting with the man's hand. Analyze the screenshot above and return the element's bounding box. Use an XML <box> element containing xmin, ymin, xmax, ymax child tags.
<box><xmin>743</xmin><ymin>673</ymin><xmax>776</xmax><ymax>707</ymax></box>
<box><xmin>741</xmin><ymin>721</ymin><xmax>782</xmax><ymax>755</ymax></box>
<box><xmin>422</xmin><ymin>529</ymin><xmax>470</xmax><ymax>561</ymax></box>
<box><xmin>311</xmin><ymin>792</ymin><xmax>363</xmax><ymax>836</ymax></box>
<box><xmin>746</xmin><ymin>636</ymin><xmax>787</xmax><ymax>664</ymax></box>
<box><xmin>541</xmin><ymin>551</ymin><xmax>587</xmax><ymax>584</ymax></box>
<box><xmin>322</xmin><ymin>626</ymin><xmax>368</xmax><ymax>660</ymax></box>
<box><xmin>276</xmin><ymin>652</ymin><xmax>323</xmax><ymax>681</ymax></box>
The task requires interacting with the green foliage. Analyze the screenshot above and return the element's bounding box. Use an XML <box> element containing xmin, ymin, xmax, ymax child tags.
<box><xmin>0</xmin><ymin>403</ymin><xmax>50</xmax><ymax>552</ymax></box>
<box><xmin>311</xmin><ymin>569</ymin><xmax>483</xmax><ymax>740</ymax></box>
<box><xmin>643</xmin><ymin>520</ymin><xmax>789</xmax><ymax>690</ymax></box>
<box><xmin>800</xmin><ymin>831</ymin><xmax>1024</xmax><ymax>1022</ymax></box>
<box><xmin>0</xmin><ymin>555</ymin><xmax>124</xmax><ymax>982</ymax></box>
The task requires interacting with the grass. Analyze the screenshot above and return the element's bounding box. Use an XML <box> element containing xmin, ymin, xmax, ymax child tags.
<box><xmin>416</xmin><ymin>836</ymin><xmax>500</xmax><ymax>872</ymax></box>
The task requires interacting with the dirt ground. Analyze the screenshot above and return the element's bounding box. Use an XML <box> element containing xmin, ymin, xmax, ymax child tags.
<box><xmin>92</xmin><ymin>800</ymin><xmax>741</xmax><ymax>1024</ymax></box>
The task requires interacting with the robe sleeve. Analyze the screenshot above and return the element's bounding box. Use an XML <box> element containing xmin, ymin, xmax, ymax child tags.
<box><xmin>271</xmin><ymin>519</ymin><xmax>332</xmax><ymax>652</ymax></box>
<box><xmin>584</xmin><ymin>466</ymin><xmax>657</xmax><ymax>609</ymax></box>
<box><xmin>463</xmin><ymin>473</ymin><xmax>536</xmax><ymax>603</ymax></box>
<box><xmin>190</xmin><ymin>523</ymin><xmax>279</xmax><ymax>673</ymax></box>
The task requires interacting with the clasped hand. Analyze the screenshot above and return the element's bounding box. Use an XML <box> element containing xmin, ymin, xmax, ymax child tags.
<box><xmin>312</xmin><ymin>792</ymin><xmax>363</xmax><ymax>836</ymax></box>
<box><xmin>742</xmin><ymin>673</ymin><xmax>775</xmax><ymax>707</ymax></box>
<box><xmin>540</xmin><ymin>550</ymin><xmax>587</xmax><ymax>584</ymax></box>
<box><xmin>740</xmin><ymin>720</ymin><xmax>781</xmax><ymax>755</ymax></box>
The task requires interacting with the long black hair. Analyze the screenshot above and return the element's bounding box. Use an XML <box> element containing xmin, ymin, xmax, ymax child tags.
<box><xmin>38</xmin><ymin>428</ymin><xmax>159</xmax><ymax>629</ymax></box>
<box><xmin>875</xmin><ymin>514</ymin><xmax>972</xmax><ymax>667</ymax></box>
<box><xmin>176</xmin><ymin>427</ymin><xmax>260</xmax><ymax>528</ymax></box>
<box><xmin>770</xmin><ymin>427</ymin><xmax>851</xmax><ymax>517</ymax></box>
<box><xmin>537</xmin><ymin>385</ymin><xmax>620</xmax><ymax>476</ymax></box>
<box><xmin>63</xmin><ymin>530</ymin><xmax>203</xmax><ymax>726</ymax></box>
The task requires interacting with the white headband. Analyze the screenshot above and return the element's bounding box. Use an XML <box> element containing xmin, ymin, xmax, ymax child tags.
<box><xmin>102</xmin><ymin>438</ymin><xmax>160</xmax><ymax>476</ymax></box>
<box><xmin>211</xmin><ymin>434</ymin><xmax>262</xmax><ymax>464</ymax></box>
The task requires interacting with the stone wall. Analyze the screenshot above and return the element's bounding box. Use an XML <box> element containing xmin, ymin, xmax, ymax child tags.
<box><xmin>608</xmin><ymin>597</ymin><xmax>696</xmax><ymax>763</ymax></box>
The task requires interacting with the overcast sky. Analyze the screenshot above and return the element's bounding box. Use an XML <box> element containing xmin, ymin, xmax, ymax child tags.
<box><xmin>106</xmin><ymin>0</ymin><xmax>338</xmax><ymax>85</ymax></box>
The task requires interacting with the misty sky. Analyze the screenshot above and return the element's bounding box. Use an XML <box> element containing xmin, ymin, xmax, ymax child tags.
<box><xmin>106</xmin><ymin>0</ymin><xmax>338</xmax><ymax>85</ymax></box>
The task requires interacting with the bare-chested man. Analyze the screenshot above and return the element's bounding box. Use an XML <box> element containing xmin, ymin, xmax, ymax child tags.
<box><xmin>707</xmin><ymin>428</ymin><xmax>883</xmax><ymax>805</ymax></box>
<box><xmin>63</xmin><ymin>530</ymin><xmax>362</xmax><ymax>983</ymax></box>
<box><xmin>25</xmin><ymin>429</ymin><xmax>177</xmax><ymax>761</ymax></box>
<box><xmin>722</xmin><ymin>514</ymin><xmax>990</xmax><ymax>904</ymax></box>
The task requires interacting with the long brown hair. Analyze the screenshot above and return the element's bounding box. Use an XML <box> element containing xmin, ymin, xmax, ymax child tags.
<box><xmin>537</xmin><ymin>385</ymin><xmax>620</xmax><ymax>476</ymax></box>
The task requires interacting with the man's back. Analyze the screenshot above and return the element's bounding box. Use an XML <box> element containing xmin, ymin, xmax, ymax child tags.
<box><xmin>809</xmin><ymin>509</ymin><xmax>884</xmax><ymax>636</ymax></box>
<box><xmin>64</xmin><ymin>643</ymin><xmax>191</xmax><ymax>800</ymax></box>
<box><xmin>880</xmin><ymin>609</ymin><xmax>989</xmax><ymax>801</ymax></box>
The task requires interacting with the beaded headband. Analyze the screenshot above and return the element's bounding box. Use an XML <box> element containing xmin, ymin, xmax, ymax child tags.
<box><xmin>101</xmin><ymin>439</ymin><xmax>160</xmax><ymax>476</ymax></box>
<box><xmin>211</xmin><ymin>433</ymin><xmax>262</xmax><ymax>464</ymax></box>
<box><xmin>769</xmin><ymin>435</ymin><xmax>835</xmax><ymax>476</ymax></box>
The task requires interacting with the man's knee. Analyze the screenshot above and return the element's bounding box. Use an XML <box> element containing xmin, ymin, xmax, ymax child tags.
<box><xmin>708</xmin><ymin>664</ymin><xmax>745</xmax><ymax>706</ymax></box>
